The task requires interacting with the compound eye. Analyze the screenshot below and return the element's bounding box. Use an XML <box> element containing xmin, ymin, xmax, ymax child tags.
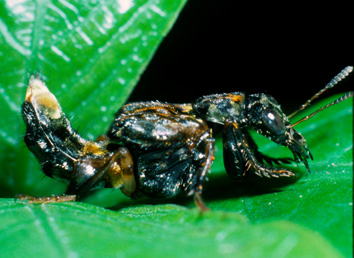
<box><xmin>261</xmin><ymin>109</ymin><xmax>286</xmax><ymax>135</ymax></box>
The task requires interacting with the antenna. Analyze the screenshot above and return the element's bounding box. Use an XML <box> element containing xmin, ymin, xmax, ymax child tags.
<box><xmin>289</xmin><ymin>66</ymin><xmax>353</xmax><ymax>119</ymax></box>
<box><xmin>291</xmin><ymin>91</ymin><xmax>353</xmax><ymax>127</ymax></box>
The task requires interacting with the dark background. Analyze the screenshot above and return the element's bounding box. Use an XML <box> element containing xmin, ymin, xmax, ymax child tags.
<box><xmin>129</xmin><ymin>1</ymin><xmax>353</xmax><ymax>114</ymax></box>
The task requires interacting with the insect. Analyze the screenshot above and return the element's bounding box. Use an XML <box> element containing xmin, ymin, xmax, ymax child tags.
<box><xmin>21</xmin><ymin>67</ymin><xmax>353</xmax><ymax>211</ymax></box>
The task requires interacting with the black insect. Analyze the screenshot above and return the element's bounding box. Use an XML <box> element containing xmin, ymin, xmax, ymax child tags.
<box><xmin>20</xmin><ymin>67</ymin><xmax>353</xmax><ymax>211</ymax></box>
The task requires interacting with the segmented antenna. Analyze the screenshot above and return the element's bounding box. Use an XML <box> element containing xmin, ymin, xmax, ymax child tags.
<box><xmin>289</xmin><ymin>66</ymin><xmax>353</xmax><ymax>118</ymax></box>
<box><xmin>291</xmin><ymin>91</ymin><xmax>353</xmax><ymax>127</ymax></box>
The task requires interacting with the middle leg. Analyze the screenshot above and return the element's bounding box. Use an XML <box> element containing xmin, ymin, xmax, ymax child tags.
<box><xmin>189</xmin><ymin>130</ymin><xmax>215</xmax><ymax>212</ymax></box>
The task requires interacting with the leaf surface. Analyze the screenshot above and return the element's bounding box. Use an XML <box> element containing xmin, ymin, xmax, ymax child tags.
<box><xmin>0</xmin><ymin>0</ymin><xmax>187</xmax><ymax>196</ymax></box>
<box><xmin>0</xmin><ymin>200</ymin><xmax>345</xmax><ymax>258</ymax></box>
<box><xmin>0</xmin><ymin>1</ymin><xmax>352</xmax><ymax>257</ymax></box>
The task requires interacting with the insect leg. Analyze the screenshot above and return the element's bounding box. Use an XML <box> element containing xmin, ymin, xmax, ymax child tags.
<box><xmin>223</xmin><ymin>121</ymin><xmax>295</xmax><ymax>178</ymax></box>
<box><xmin>66</xmin><ymin>147</ymin><xmax>136</xmax><ymax>198</ymax></box>
<box><xmin>16</xmin><ymin>194</ymin><xmax>76</xmax><ymax>204</ymax></box>
<box><xmin>190</xmin><ymin>130</ymin><xmax>215</xmax><ymax>212</ymax></box>
<box><xmin>245</xmin><ymin>132</ymin><xmax>293</xmax><ymax>165</ymax></box>
<box><xmin>17</xmin><ymin>147</ymin><xmax>135</xmax><ymax>204</ymax></box>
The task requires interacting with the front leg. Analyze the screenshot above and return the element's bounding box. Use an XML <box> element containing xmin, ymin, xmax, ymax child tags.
<box><xmin>223</xmin><ymin>121</ymin><xmax>295</xmax><ymax>178</ymax></box>
<box><xmin>245</xmin><ymin>131</ymin><xmax>293</xmax><ymax>166</ymax></box>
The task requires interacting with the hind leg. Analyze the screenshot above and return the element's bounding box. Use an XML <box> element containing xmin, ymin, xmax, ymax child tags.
<box><xmin>18</xmin><ymin>146</ymin><xmax>136</xmax><ymax>204</ymax></box>
<box><xmin>66</xmin><ymin>146</ymin><xmax>136</xmax><ymax>198</ymax></box>
<box><xmin>16</xmin><ymin>194</ymin><xmax>77</xmax><ymax>204</ymax></box>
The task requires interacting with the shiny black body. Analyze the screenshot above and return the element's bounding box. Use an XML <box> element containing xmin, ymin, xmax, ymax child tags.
<box><xmin>22</xmin><ymin>101</ymin><xmax>81</xmax><ymax>183</ymax></box>
<box><xmin>106</xmin><ymin>92</ymin><xmax>309</xmax><ymax>204</ymax></box>
<box><xmin>24</xmin><ymin>70</ymin><xmax>354</xmax><ymax>211</ymax></box>
<box><xmin>22</xmin><ymin>87</ymin><xmax>312</xmax><ymax>210</ymax></box>
<box><xmin>22</xmin><ymin>99</ymin><xmax>116</xmax><ymax>195</ymax></box>
<box><xmin>107</xmin><ymin>102</ymin><xmax>213</xmax><ymax>199</ymax></box>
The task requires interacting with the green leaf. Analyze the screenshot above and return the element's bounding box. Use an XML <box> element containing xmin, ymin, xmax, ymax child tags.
<box><xmin>0</xmin><ymin>1</ymin><xmax>352</xmax><ymax>257</ymax></box>
<box><xmin>0</xmin><ymin>200</ymin><xmax>345</xmax><ymax>257</ymax></box>
<box><xmin>1</xmin><ymin>95</ymin><xmax>352</xmax><ymax>257</ymax></box>
<box><xmin>0</xmin><ymin>0</ymin><xmax>187</xmax><ymax>196</ymax></box>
